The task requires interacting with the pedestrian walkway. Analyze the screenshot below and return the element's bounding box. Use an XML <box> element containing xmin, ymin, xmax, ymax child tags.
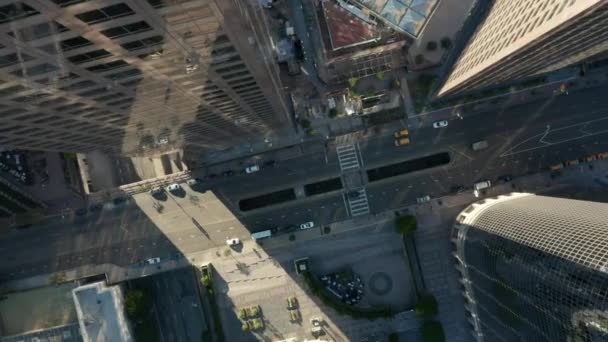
<box><xmin>345</xmin><ymin>188</ymin><xmax>370</xmax><ymax>217</ymax></box>
<box><xmin>336</xmin><ymin>144</ymin><xmax>360</xmax><ymax>172</ymax></box>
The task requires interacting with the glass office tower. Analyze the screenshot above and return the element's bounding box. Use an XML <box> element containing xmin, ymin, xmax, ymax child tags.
<box><xmin>453</xmin><ymin>193</ymin><xmax>608</xmax><ymax>341</ymax></box>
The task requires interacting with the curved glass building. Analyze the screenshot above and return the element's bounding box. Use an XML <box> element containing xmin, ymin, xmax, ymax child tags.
<box><xmin>452</xmin><ymin>193</ymin><xmax>608</xmax><ymax>341</ymax></box>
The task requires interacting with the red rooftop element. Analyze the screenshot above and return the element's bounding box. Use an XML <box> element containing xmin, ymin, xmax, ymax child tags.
<box><xmin>323</xmin><ymin>0</ymin><xmax>380</xmax><ymax>50</ymax></box>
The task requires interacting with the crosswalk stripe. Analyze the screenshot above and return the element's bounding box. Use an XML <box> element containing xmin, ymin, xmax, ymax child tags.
<box><xmin>345</xmin><ymin>188</ymin><xmax>370</xmax><ymax>217</ymax></box>
<box><xmin>337</xmin><ymin>144</ymin><xmax>360</xmax><ymax>172</ymax></box>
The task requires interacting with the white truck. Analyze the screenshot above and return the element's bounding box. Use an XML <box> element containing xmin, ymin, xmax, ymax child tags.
<box><xmin>473</xmin><ymin>180</ymin><xmax>492</xmax><ymax>197</ymax></box>
<box><xmin>472</xmin><ymin>140</ymin><xmax>488</xmax><ymax>151</ymax></box>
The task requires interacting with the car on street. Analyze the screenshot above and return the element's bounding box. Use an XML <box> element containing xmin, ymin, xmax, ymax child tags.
<box><xmin>474</xmin><ymin>180</ymin><xmax>492</xmax><ymax>190</ymax></box>
<box><xmin>416</xmin><ymin>195</ymin><xmax>431</xmax><ymax>204</ymax></box>
<box><xmin>433</xmin><ymin>120</ymin><xmax>448</xmax><ymax>128</ymax></box>
<box><xmin>226</xmin><ymin>238</ymin><xmax>241</xmax><ymax>247</ymax></box>
<box><xmin>89</xmin><ymin>203</ymin><xmax>103</xmax><ymax>212</ymax></box>
<box><xmin>150</xmin><ymin>186</ymin><xmax>164</xmax><ymax>195</ymax></box>
<box><xmin>394</xmin><ymin>129</ymin><xmax>409</xmax><ymax>138</ymax></box>
<box><xmin>300</xmin><ymin>221</ymin><xmax>314</xmax><ymax>230</ymax></box>
<box><xmin>347</xmin><ymin>191</ymin><xmax>360</xmax><ymax>199</ymax></box>
<box><xmin>222</xmin><ymin>170</ymin><xmax>234</xmax><ymax>177</ymax></box>
<box><xmin>563</xmin><ymin>159</ymin><xmax>579</xmax><ymax>166</ymax></box>
<box><xmin>263</xmin><ymin>160</ymin><xmax>276</xmax><ymax>167</ymax></box>
<box><xmin>450</xmin><ymin>185</ymin><xmax>466</xmax><ymax>193</ymax></box>
<box><xmin>394</xmin><ymin>137</ymin><xmax>410</xmax><ymax>146</ymax></box>
<box><xmin>245</xmin><ymin>165</ymin><xmax>260</xmax><ymax>174</ymax></box>
<box><xmin>282</xmin><ymin>224</ymin><xmax>298</xmax><ymax>233</ymax></box>
<box><xmin>166</xmin><ymin>183</ymin><xmax>181</xmax><ymax>192</ymax></box>
<box><xmin>498</xmin><ymin>175</ymin><xmax>513</xmax><ymax>183</ymax></box>
<box><xmin>75</xmin><ymin>208</ymin><xmax>87</xmax><ymax>216</ymax></box>
<box><xmin>145</xmin><ymin>257</ymin><xmax>161</xmax><ymax>264</ymax></box>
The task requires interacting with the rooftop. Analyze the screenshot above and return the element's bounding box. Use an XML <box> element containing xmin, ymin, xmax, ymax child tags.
<box><xmin>350</xmin><ymin>0</ymin><xmax>440</xmax><ymax>37</ymax></box>
<box><xmin>72</xmin><ymin>282</ymin><xmax>133</xmax><ymax>342</ymax></box>
<box><xmin>323</xmin><ymin>0</ymin><xmax>381</xmax><ymax>50</ymax></box>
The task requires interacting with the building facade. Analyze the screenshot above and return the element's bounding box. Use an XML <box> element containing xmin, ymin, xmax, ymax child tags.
<box><xmin>453</xmin><ymin>193</ymin><xmax>608</xmax><ymax>341</ymax></box>
<box><xmin>0</xmin><ymin>0</ymin><xmax>289</xmax><ymax>156</ymax></box>
<box><xmin>438</xmin><ymin>0</ymin><xmax>608</xmax><ymax>96</ymax></box>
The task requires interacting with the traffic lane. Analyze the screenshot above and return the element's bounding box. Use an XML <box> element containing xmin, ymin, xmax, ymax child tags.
<box><xmin>365</xmin><ymin>134</ymin><xmax>608</xmax><ymax>213</ymax></box>
<box><xmin>210</xmin><ymin>156</ymin><xmax>340</xmax><ymax>197</ymax></box>
<box><xmin>360</xmin><ymin>103</ymin><xmax>608</xmax><ymax>168</ymax></box>
<box><xmin>239</xmin><ymin>193</ymin><xmax>347</xmax><ymax>232</ymax></box>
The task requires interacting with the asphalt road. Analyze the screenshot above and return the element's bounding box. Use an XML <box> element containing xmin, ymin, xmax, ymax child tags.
<box><xmin>2</xmin><ymin>84</ymin><xmax>608</xmax><ymax>283</ymax></box>
<box><xmin>132</xmin><ymin>267</ymin><xmax>205</xmax><ymax>342</ymax></box>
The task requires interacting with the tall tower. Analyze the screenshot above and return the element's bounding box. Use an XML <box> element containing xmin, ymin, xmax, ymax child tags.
<box><xmin>438</xmin><ymin>0</ymin><xmax>608</xmax><ymax>97</ymax></box>
<box><xmin>452</xmin><ymin>193</ymin><xmax>608</xmax><ymax>341</ymax></box>
<box><xmin>0</xmin><ymin>0</ymin><xmax>289</xmax><ymax>155</ymax></box>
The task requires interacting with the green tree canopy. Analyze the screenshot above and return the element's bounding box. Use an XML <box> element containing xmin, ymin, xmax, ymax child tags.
<box><xmin>415</xmin><ymin>293</ymin><xmax>438</xmax><ymax>319</ymax></box>
<box><xmin>422</xmin><ymin>320</ymin><xmax>445</xmax><ymax>342</ymax></box>
<box><xmin>124</xmin><ymin>289</ymin><xmax>152</xmax><ymax>322</ymax></box>
<box><xmin>395</xmin><ymin>215</ymin><xmax>417</xmax><ymax>235</ymax></box>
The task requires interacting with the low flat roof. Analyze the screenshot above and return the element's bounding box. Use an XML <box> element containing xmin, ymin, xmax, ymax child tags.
<box><xmin>323</xmin><ymin>0</ymin><xmax>381</xmax><ymax>50</ymax></box>
<box><xmin>72</xmin><ymin>282</ymin><xmax>133</xmax><ymax>342</ymax></box>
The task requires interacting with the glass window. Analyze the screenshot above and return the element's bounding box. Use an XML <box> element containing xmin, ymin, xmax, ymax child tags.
<box><xmin>86</xmin><ymin>60</ymin><xmax>128</xmax><ymax>73</ymax></box>
<box><xmin>76</xmin><ymin>3</ymin><xmax>134</xmax><ymax>24</ymax></box>
<box><xmin>11</xmin><ymin>63</ymin><xmax>59</xmax><ymax>77</ymax></box>
<box><xmin>61</xmin><ymin>36</ymin><xmax>93</xmax><ymax>51</ymax></box>
<box><xmin>120</xmin><ymin>35</ymin><xmax>163</xmax><ymax>51</ymax></box>
<box><xmin>51</xmin><ymin>0</ymin><xmax>90</xmax><ymax>7</ymax></box>
<box><xmin>100</xmin><ymin>21</ymin><xmax>152</xmax><ymax>39</ymax></box>
<box><xmin>0</xmin><ymin>3</ymin><xmax>39</xmax><ymax>24</ymax></box>
<box><xmin>68</xmin><ymin>49</ymin><xmax>111</xmax><ymax>64</ymax></box>
<box><xmin>8</xmin><ymin>21</ymin><xmax>69</xmax><ymax>42</ymax></box>
<box><xmin>0</xmin><ymin>52</ymin><xmax>34</xmax><ymax>68</ymax></box>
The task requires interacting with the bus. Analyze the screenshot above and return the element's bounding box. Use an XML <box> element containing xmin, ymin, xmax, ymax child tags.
<box><xmin>251</xmin><ymin>230</ymin><xmax>272</xmax><ymax>241</ymax></box>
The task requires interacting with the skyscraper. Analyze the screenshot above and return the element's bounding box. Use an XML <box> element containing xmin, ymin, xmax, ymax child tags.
<box><xmin>0</xmin><ymin>0</ymin><xmax>288</xmax><ymax>155</ymax></box>
<box><xmin>452</xmin><ymin>193</ymin><xmax>608</xmax><ymax>341</ymax></box>
<box><xmin>438</xmin><ymin>0</ymin><xmax>608</xmax><ymax>96</ymax></box>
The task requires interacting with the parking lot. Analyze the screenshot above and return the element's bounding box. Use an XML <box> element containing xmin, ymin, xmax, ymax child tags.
<box><xmin>210</xmin><ymin>226</ymin><xmax>416</xmax><ymax>341</ymax></box>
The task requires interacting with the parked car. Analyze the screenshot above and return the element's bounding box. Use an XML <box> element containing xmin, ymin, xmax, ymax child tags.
<box><xmin>226</xmin><ymin>238</ymin><xmax>241</xmax><ymax>247</ymax></box>
<box><xmin>222</xmin><ymin>170</ymin><xmax>234</xmax><ymax>177</ymax></box>
<box><xmin>498</xmin><ymin>175</ymin><xmax>513</xmax><ymax>183</ymax></box>
<box><xmin>245</xmin><ymin>165</ymin><xmax>260</xmax><ymax>174</ymax></box>
<box><xmin>564</xmin><ymin>159</ymin><xmax>579</xmax><ymax>166</ymax></box>
<box><xmin>450</xmin><ymin>185</ymin><xmax>466</xmax><ymax>193</ymax></box>
<box><xmin>416</xmin><ymin>195</ymin><xmax>431</xmax><ymax>204</ymax></box>
<box><xmin>75</xmin><ymin>208</ymin><xmax>87</xmax><ymax>216</ymax></box>
<box><xmin>150</xmin><ymin>186</ymin><xmax>164</xmax><ymax>195</ymax></box>
<box><xmin>394</xmin><ymin>137</ymin><xmax>410</xmax><ymax>146</ymax></box>
<box><xmin>145</xmin><ymin>257</ymin><xmax>161</xmax><ymax>264</ymax></box>
<box><xmin>394</xmin><ymin>129</ymin><xmax>409</xmax><ymax>138</ymax></box>
<box><xmin>474</xmin><ymin>180</ymin><xmax>492</xmax><ymax>190</ymax></box>
<box><xmin>263</xmin><ymin>160</ymin><xmax>276</xmax><ymax>167</ymax></box>
<box><xmin>282</xmin><ymin>224</ymin><xmax>298</xmax><ymax>233</ymax></box>
<box><xmin>300</xmin><ymin>221</ymin><xmax>315</xmax><ymax>230</ymax></box>
<box><xmin>166</xmin><ymin>183</ymin><xmax>181</xmax><ymax>192</ymax></box>
<box><xmin>89</xmin><ymin>203</ymin><xmax>103</xmax><ymax>212</ymax></box>
<box><xmin>433</xmin><ymin>120</ymin><xmax>448</xmax><ymax>128</ymax></box>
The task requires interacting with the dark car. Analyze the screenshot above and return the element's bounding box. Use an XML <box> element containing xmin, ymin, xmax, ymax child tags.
<box><xmin>282</xmin><ymin>225</ymin><xmax>298</xmax><ymax>233</ymax></box>
<box><xmin>89</xmin><ymin>203</ymin><xmax>103</xmax><ymax>212</ymax></box>
<box><xmin>75</xmin><ymin>208</ymin><xmax>88</xmax><ymax>216</ymax></box>
<box><xmin>347</xmin><ymin>191</ymin><xmax>360</xmax><ymax>199</ymax></box>
<box><xmin>451</xmin><ymin>185</ymin><xmax>466</xmax><ymax>193</ymax></box>
<box><xmin>205</xmin><ymin>173</ymin><xmax>218</xmax><ymax>179</ymax></box>
<box><xmin>15</xmin><ymin>224</ymin><xmax>32</xmax><ymax>230</ymax></box>
<box><xmin>113</xmin><ymin>197</ymin><xmax>127</xmax><ymax>205</ymax></box>
<box><xmin>263</xmin><ymin>160</ymin><xmax>276</xmax><ymax>167</ymax></box>
<box><xmin>498</xmin><ymin>175</ymin><xmax>513</xmax><ymax>183</ymax></box>
<box><xmin>222</xmin><ymin>170</ymin><xmax>234</xmax><ymax>177</ymax></box>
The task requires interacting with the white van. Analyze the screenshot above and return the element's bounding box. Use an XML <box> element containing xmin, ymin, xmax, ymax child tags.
<box><xmin>474</xmin><ymin>180</ymin><xmax>491</xmax><ymax>190</ymax></box>
<box><xmin>251</xmin><ymin>230</ymin><xmax>272</xmax><ymax>241</ymax></box>
<box><xmin>473</xmin><ymin>180</ymin><xmax>491</xmax><ymax>197</ymax></box>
